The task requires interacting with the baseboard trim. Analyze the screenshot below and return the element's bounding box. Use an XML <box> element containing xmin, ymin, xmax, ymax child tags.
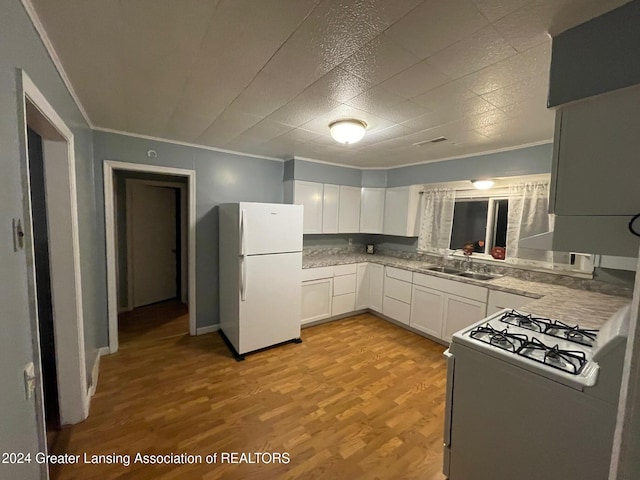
<box><xmin>196</xmin><ymin>325</ymin><xmax>220</xmax><ymax>335</ymax></box>
<box><xmin>88</xmin><ymin>347</ymin><xmax>111</xmax><ymax>399</ymax></box>
<box><xmin>301</xmin><ymin>309</ymin><xmax>369</xmax><ymax>329</ymax></box>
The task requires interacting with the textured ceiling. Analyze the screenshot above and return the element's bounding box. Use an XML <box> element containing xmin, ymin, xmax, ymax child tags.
<box><xmin>30</xmin><ymin>0</ymin><xmax>630</xmax><ymax>167</ymax></box>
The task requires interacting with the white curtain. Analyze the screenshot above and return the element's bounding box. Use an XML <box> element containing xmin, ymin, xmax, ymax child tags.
<box><xmin>417</xmin><ymin>188</ymin><xmax>455</xmax><ymax>253</ymax></box>
<box><xmin>506</xmin><ymin>182</ymin><xmax>570</xmax><ymax>267</ymax></box>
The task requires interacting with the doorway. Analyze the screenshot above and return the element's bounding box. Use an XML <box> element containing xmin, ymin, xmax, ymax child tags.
<box><xmin>26</xmin><ymin>127</ymin><xmax>60</xmax><ymax>449</ymax></box>
<box><xmin>115</xmin><ymin>174</ymin><xmax>189</xmax><ymax>347</ymax></box>
<box><xmin>104</xmin><ymin>161</ymin><xmax>196</xmax><ymax>353</ymax></box>
<box><xmin>20</xmin><ymin>72</ymin><xmax>89</xmax><ymax>470</ymax></box>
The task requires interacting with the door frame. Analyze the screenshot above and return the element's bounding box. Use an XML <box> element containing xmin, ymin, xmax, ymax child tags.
<box><xmin>104</xmin><ymin>161</ymin><xmax>196</xmax><ymax>353</ymax></box>
<box><xmin>125</xmin><ymin>178</ymin><xmax>188</xmax><ymax>310</ymax></box>
<box><xmin>19</xmin><ymin>71</ymin><xmax>89</xmax><ymax>433</ymax></box>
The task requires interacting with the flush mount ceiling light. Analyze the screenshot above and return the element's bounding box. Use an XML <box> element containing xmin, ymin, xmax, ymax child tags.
<box><xmin>329</xmin><ymin>119</ymin><xmax>367</xmax><ymax>144</ymax></box>
<box><xmin>472</xmin><ymin>179</ymin><xmax>495</xmax><ymax>190</ymax></box>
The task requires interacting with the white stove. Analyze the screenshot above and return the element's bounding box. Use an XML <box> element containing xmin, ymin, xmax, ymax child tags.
<box><xmin>451</xmin><ymin>309</ymin><xmax>604</xmax><ymax>390</ymax></box>
<box><xmin>443</xmin><ymin>305</ymin><xmax>631</xmax><ymax>480</ymax></box>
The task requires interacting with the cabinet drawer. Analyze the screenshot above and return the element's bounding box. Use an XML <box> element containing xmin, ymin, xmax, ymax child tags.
<box><xmin>383</xmin><ymin>296</ymin><xmax>411</xmax><ymax>325</ymax></box>
<box><xmin>333</xmin><ymin>273</ymin><xmax>356</xmax><ymax>296</ymax></box>
<box><xmin>332</xmin><ymin>293</ymin><xmax>356</xmax><ymax>316</ymax></box>
<box><xmin>334</xmin><ymin>264</ymin><xmax>357</xmax><ymax>276</ymax></box>
<box><xmin>384</xmin><ymin>277</ymin><xmax>412</xmax><ymax>304</ymax></box>
<box><xmin>412</xmin><ymin>272</ymin><xmax>487</xmax><ymax>302</ymax></box>
<box><xmin>385</xmin><ymin>266</ymin><xmax>413</xmax><ymax>282</ymax></box>
<box><xmin>302</xmin><ymin>266</ymin><xmax>334</xmax><ymax>281</ymax></box>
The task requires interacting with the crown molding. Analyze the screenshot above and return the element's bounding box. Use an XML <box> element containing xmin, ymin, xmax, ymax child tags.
<box><xmin>94</xmin><ymin>127</ymin><xmax>285</xmax><ymax>162</ymax></box>
<box><xmin>21</xmin><ymin>0</ymin><xmax>94</xmax><ymax>128</ymax></box>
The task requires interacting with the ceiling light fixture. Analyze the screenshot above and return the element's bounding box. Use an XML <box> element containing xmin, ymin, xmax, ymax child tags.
<box><xmin>329</xmin><ymin>119</ymin><xmax>367</xmax><ymax>144</ymax></box>
<box><xmin>472</xmin><ymin>179</ymin><xmax>495</xmax><ymax>190</ymax></box>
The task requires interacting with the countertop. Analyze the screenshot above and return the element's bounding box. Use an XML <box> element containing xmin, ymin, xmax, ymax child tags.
<box><xmin>302</xmin><ymin>252</ymin><xmax>631</xmax><ymax>330</ymax></box>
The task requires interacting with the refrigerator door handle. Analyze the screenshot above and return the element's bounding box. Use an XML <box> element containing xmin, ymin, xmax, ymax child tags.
<box><xmin>241</xmin><ymin>255</ymin><xmax>247</xmax><ymax>301</ymax></box>
<box><xmin>240</xmin><ymin>208</ymin><xmax>247</xmax><ymax>301</ymax></box>
<box><xmin>240</xmin><ymin>208</ymin><xmax>247</xmax><ymax>256</ymax></box>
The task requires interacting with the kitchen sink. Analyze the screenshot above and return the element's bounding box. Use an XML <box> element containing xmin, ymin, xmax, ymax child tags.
<box><xmin>456</xmin><ymin>272</ymin><xmax>501</xmax><ymax>281</ymax></box>
<box><xmin>422</xmin><ymin>266</ymin><xmax>463</xmax><ymax>275</ymax></box>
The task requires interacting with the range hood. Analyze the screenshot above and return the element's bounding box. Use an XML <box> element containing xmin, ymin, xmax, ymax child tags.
<box><xmin>518</xmin><ymin>231</ymin><xmax>553</xmax><ymax>250</ymax></box>
<box><xmin>518</xmin><ymin>216</ymin><xmax>640</xmax><ymax>257</ymax></box>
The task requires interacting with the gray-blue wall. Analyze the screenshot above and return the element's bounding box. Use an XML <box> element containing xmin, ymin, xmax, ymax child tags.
<box><xmin>386</xmin><ymin>143</ymin><xmax>553</xmax><ymax>187</ymax></box>
<box><xmin>93</xmin><ymin>131</ymin><xmax>285</xmax><ymax>332</ymax></box>
<box><xmin>1</xmin><ymin>1</ymin><xmax>102</xmax><ymax>478</ymax></box>
<box><xmin>549</xmin><ymin>0</ymin><xmax>640</xmax><ymax>106</ymax></box>
<box><xmin>286</xmin><ymin>158</ymin><xmax>362</xmax><ymax>186</ymax></box>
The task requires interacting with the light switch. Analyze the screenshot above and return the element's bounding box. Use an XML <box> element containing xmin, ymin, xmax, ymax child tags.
<box><xmin>13</xmin><ymin>218</ymin><xmax>25</xmax><ymax>251</ymax></box>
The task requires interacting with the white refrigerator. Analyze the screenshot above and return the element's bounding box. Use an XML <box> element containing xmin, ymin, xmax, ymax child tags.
<box><xmin>218</xmin><ymin>202</ymin><xmax>303</xmax><ymax>358</ymax></box>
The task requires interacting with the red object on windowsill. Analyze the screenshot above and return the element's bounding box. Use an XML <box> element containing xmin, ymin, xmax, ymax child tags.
<box><xmin>490</xmin><ymin>246</ymin><xmax>506</xmax><ymax>260</ymax></box>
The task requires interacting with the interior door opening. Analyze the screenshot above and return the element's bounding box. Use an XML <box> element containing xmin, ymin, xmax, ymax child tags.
<box><xmin>115</xmin><ymin>174</ymin><xmax>189</xmax><ymax>347</ymax></box>
<box><xmin>26</xmin><ymin>127</ymin><xmax>60</xmax><ymax>449</ymax></box>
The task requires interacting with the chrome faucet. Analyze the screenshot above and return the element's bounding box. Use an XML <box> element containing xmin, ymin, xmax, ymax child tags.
<box><xmin>464</xmin><ymin>254</ymin><xmax>473</xmax><ymax>272</ymax></box>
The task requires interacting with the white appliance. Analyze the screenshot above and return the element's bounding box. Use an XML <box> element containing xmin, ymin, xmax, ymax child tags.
<box><xmin>218</xmin><ymin>202</ymin><xmax>303</xmax><ymax>359</ymax></box>
<box><xmin>443</xmin><ymin>306</ymin><xmax>630</xmax><ymax>480</ymax></box>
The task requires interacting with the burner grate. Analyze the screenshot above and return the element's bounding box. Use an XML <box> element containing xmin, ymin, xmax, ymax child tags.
<box><xmin>470</xmin><ymin>324</ymin><xmax>528</xmax><ymax>352</ymax></box>
<box><xmin>516</xmin><ymin>338</ymin><xmax>587</xmax><ymax>375</ymax></box>
<box><xmin>499</xmin><ymin>310</ymin><xmax>598</xmax><ymax>347</ymax></box>
<box><xmin>543</xmin><ymin>321</ymin><xmax>598</xmax><ymax>347</ymax></box>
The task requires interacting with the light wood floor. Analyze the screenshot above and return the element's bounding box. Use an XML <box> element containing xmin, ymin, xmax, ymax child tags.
<box><xmin>51</xmin><ymin>312</ymin><xmax>448</xmax><ymax>480</ymax></box>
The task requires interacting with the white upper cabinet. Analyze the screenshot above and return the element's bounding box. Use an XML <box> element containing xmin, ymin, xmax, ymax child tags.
<box><xmin>288</xmin><ymin>181</ymin><xmax>323</xmax><ymax>234</ymax></box>
<box><xmin>551</xmin><ymin>84</ymin><xmax>640</xmax><ymax>216</ymax></box>
<box><xmin>360</xmin><ymin>187</ymin><xmax>385</xmax><ymax>234</ymax></box>
<box><xmin>322</xmin><ymin>184</ymin><xmax>339</xmax><ymax>233</ymax></box>
<box><xmin>383</xmin><ymin>185</ymin><xmax>422</xmax><ymax>237</ymax></box>
<box><xmin>338</xmin><ymin>185</ymin><xmax>361</xmax><ymax>233</ymax></box>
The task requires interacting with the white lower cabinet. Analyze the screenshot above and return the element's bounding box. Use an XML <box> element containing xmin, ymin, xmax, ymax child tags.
<box><xmin>486</xmin><ymin>290</ymin><xmax>532</xmax><ymax>316</ymax></box>
<box><xmin>301</xmin><ymin>278</ymin><xmax>333</xmax><ymax>324</ymax></box>
<box><xmin>410</xmin><ymin>285</ymin><xmax>445</xmax><ymax>338</ymax></box>
<box><xmin>355</xmin><ymin>263</ymin><xmax>370</xmax><ymax>310</ymax></box>
<box><xmin>368</xmin><ymin>263</ymin><xmax>384</xmax><ymax>313</ymax></box>
<box><xmin>302</xmin><ymin>263</ymin><xmax>501</xmax><ymax>343</ymax></box>
<box><xmin>383</xmin><ymin>267</ymin><xmax>412</xmax><ymax>325</ymax></box>
<box><xmin>441</xmin><ymin>295</ymin><xmax>487</xmax><ymax>343</ymax></box>
<box><xmin>411</xmin><ymin>272</ymin><xmax>487</xmax><ymax>342</ymax></box>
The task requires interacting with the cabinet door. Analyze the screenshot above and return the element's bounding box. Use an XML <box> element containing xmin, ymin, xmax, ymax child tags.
<box><xmin>442</xmin><ymin>295</ymin><xmax>487</xmax><ymax>343</ymax></box>
<box><xmin>322</xmin><ymin>184</ymin><xmax>339</xmax><ymax>233</ymax></box>
<box><xmin>410</xmin><ymin>285</ymin><xmax>445</xmax><ymax>338</ymax></box>
<box><xmin>356</xmin><ymin>263</ymin><xmax>370</xmax><ymax>310</ymax></box>
<box><xmin>294</xmin><ymin>181</ymin><xmax>323</xmax><ymax>234</ymax></box>
<box><xmin>301</xmin><ymin>278</ymin><xmax>333</xmax><ymax>324</ymax></box>
<box><xmin>383</xmin><ymin>185</ymin><xmax>421</xmax><ymax>236</ymax></box>
<box><xmin>552</xmin><ymin>84</ymin><xmax>640</xmax><ymax>216</ymax></box>
<box><xmin>360</xmin><ymin>187</ymin><xmax>385</xmax><ymax>233</ymax></box>
<box><xmin>338</xmin><ymin>185</ymin><xmax>361</xmax><ymax>233</ymax></box>
<box><xmin>486</xmin><ymin>290</ymin><xmax>532</xmax><ymax>316</ymax></box>
<box><xmin>368</xmin><ymin>263</ymin><xmax>384</xmax><ymax>313</ymax></box>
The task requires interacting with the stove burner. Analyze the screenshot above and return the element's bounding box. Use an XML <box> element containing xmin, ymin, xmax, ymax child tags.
<box><xmin>544</xmin><ymin>321</ymin><xmax>598</xmax><ymax>347</ymax></box>
<box><xmin>470</xmin><ymin>324</ymin><xmax>527</xmax><ymax>352</ymax></box>
<box><xmin>499</xmin><ymin>310</ymin><xmax>546</xmax><ymax>333</ymax></box>
<box><xmin>499</xmin><ymin>310</ymin><xmax>598</xmax><ymax>347</ymax></box>
<box><xmin>517</xmin><ymin>338</ymin><xmax>587</xmax><ymax>375</ymax></box>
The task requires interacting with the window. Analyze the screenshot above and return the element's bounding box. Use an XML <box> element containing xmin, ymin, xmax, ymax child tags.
<box><xmin>450</xmin><ymin>198</ymin><xmax>508</xmax><ymax>255</ymax></box>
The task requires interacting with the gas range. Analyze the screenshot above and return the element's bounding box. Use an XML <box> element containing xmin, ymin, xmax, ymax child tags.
<box><xmin>451</xmin><ymin>309</ymin><xmax>601</xmax><ymax>390</ymax></box>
